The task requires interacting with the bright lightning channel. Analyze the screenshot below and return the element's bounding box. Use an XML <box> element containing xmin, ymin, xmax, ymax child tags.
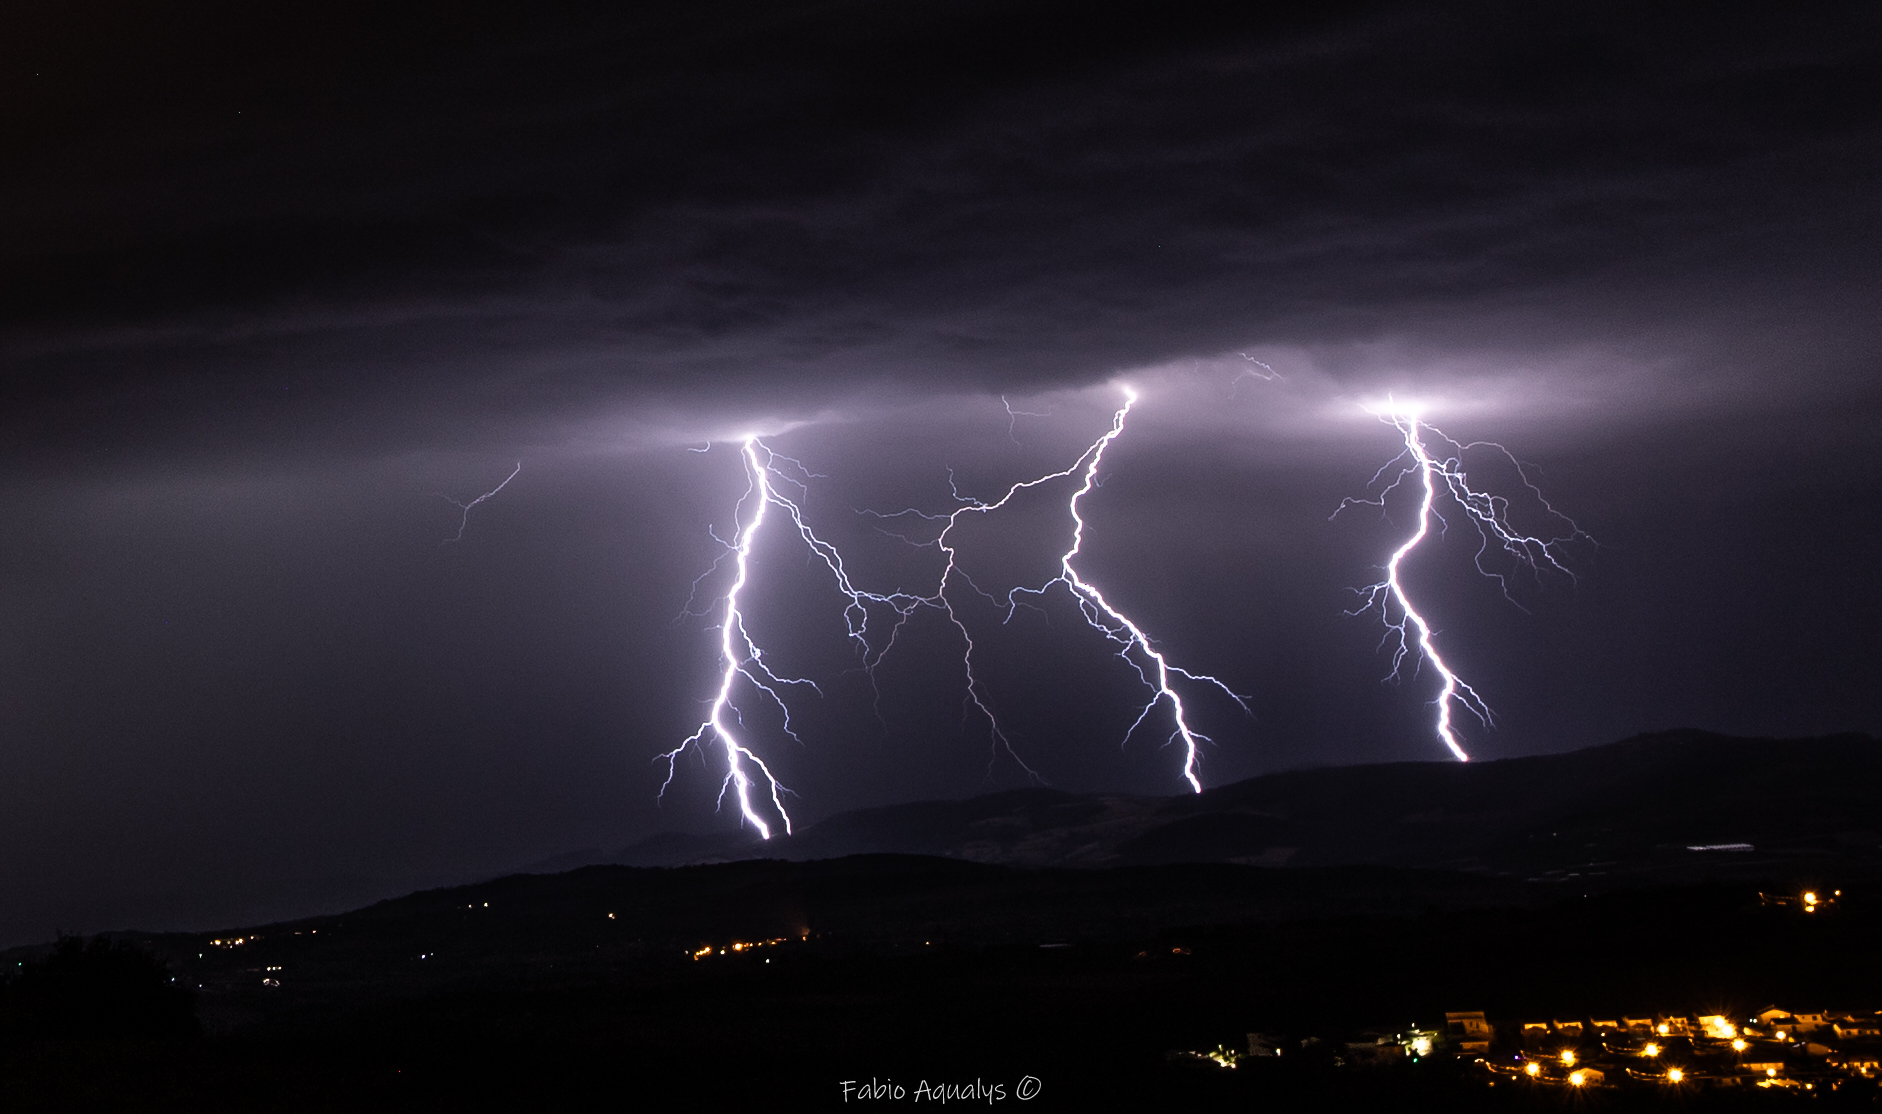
<box><xmin>666</xmin><ymin>392</ymin><xmax>1251</xmax><ymax>833</ymax></box>
<box><xmin>660</xmin><ymin>438</ymin><xmax>909</xmax><ymax>839</ymax></box>
<box><xmin>873</xmin><ymin>389</ymin><xmax>1246</xmax><ymax>791</ymax></box>
<box><xmin>1004</xmin><ymin>390</ymin><xmax>1248</xmax><ymax>791</ymax></box>
<box><xmin>1336</xmin><ymin>404</ymin><xmax>1590</xmax><ymax>761</ymax></box>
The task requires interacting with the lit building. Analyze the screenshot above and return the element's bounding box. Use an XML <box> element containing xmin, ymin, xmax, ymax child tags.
<box><xmin>1445</xmin><ymin>1011</ymin><xmax>1494</xmax><ymax>1055</ymax></box>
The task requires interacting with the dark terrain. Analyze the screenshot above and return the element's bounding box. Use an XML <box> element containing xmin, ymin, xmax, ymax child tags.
<box><xmin>537</xmin><ymin>729</ymin><xmax>1882</xmax><ymax>883</ymax></box>
<box><xmin>4</xmin><ymin>730</ymin><xmax>1880</xmax><ymax>1110</ymax></box>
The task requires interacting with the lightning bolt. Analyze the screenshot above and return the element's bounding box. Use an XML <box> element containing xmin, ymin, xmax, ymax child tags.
<box><xmin>662</xmin><ymin>438</ymin><xmax>943</xmax><ymax>838</ymax></box>
<box><xmin>437</xmin><ymin>462</ymin><xmax>520</xmax><ymax>543</ymax></box>
<box><xmin>871</xmin><ymin>389</ymin><xmax>1247</xmax><ymax>791</ymax></box>
<box><xmin>665</xmin><ymin>391</ymin><xmax>1249</xmax><ymax>830</ymax></box>
<box><xmin>1336</xmin><ymin>404</ymin><xmax>1591</xmax><ymax>761</ymax></box>
<box><xmin>1003</xmin><ymin>389</ymin><xmax>1248</xmax><ymax>791</ymax></box>
<box><xmin>659</xmin><ymin>440</ymin><xmax>809</xmax><ymax>839</ymax></box>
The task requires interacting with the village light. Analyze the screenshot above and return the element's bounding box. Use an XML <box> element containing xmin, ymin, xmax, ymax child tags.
<box><xmin>1668</xmin><ymin>1068</ymin><xmax>1684</xmax><ymax>1083</ymax></box>
<box><xmin>1643</xmin><ymin>1043</ymin><xmax>1660</xmax><ymax>1057</ymax></box>
<box><xmin>1733</xmin><ymin>1038</ymin><xmax>1748</xmax><ymax>1052</ymax></box>
<box><xmin>1569</xmin><ymin>1071</ymin><xmax>1587</xmax><ymax>1086</ymax></box>
<box><xmin>1767</xmin><ymin>1068</ymin><xmax>1778</xmax><ymax>1078</ymax></box>
<box><xmin>1524</xmin><ymin>1063</ymin><xmax>1541</xmax><ymax>1077</ymax></box>
<box><xmin>1560</xmin><ymin>1051</ymin><xmax>1576</xmax><ymax>1067</ymax></box>
<box><xmin>1658</xmin><ymin>1023</ymin><xmax>1671</xmax><ymax>1036</ymax></box>
<box><xmin>1411</xmin><ymin>1037</ymin><xmax>1432</xmax><ymax>1056</ymax></box>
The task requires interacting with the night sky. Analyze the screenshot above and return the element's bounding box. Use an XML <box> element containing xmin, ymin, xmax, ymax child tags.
<box><xmin>2</xmin><ymin>1</ymin><xmax>1878</xmax><ymax>946</ymax></box>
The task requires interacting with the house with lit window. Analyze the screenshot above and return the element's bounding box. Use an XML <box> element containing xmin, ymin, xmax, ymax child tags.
<box><xmin>1827</xmin><ymin>1046</ymin><xmax>1882</xmax><ymax>1075</ymax></box>
<box><xmin>1344</xmin><ymin>1036</ymin><xmax>1408</xmax><ymax>1066</ymax></box>
<box><xmin>1755</xmin><ymin>1006</ymin><xmax>1830</xmax><ymax>1034</ymax></box>
<box><xmin>1445</xmin><ymin>1011</ymin><xmax>1493</xmax><ymax>1054</ymax></box>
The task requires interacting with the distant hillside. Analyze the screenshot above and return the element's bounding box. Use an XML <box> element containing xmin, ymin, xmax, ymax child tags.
<box><xmin>5</xmin><ymin>727</ymin><xmax>1871</xmax><ymax>1091</ymax></box>
<box><xmin>550</xmin><ymin>730</ymin><xmax>1882</xmax><ymax>886</ymax></box>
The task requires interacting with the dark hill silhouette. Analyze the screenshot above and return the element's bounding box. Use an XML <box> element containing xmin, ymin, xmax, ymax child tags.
<box><xmin>9</xmin><ymin>729</ymin><xmax>1875</xmax><ymax>1035</ymax></box>
<box><xmin>6</xmin><ymin>731</ymin><xmax>1879</xmax><ymax>1111</ymax></box>
<box><xmin>539</xmin><ymin>730</ymin><xmax>1882</xmax><ymax>884</ymax></box>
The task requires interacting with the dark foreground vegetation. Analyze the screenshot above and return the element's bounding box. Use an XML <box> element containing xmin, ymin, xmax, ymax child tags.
<box><xmin>5</xmin><ymin>732</ymin><xmax>1877</xmax><ymax>1110</ymax></box>
<box><xmin>3</xmin><ymin>865</ymin><xmax>1879</xmax><ymax>1111</ymax></box>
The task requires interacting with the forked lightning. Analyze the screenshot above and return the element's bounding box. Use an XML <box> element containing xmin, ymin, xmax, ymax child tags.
<box><xmin>1337</xmin><ymin>404</ymin><xmax>1590</xmax><ymax>760</ymax></box>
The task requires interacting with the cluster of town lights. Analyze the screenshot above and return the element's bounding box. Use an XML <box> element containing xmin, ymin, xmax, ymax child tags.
<box><xmin>1521</xmin><ymin>1052</ymin><xmax>1690</xmax><ymax>1085</ymax></box>
<box><xmin>1488</xmin><ymin>1003</ymin><xmax>1882</xmax><ymax>1091</ymax></box>
<box><xmin>690</xmin><ymin>936</ymin><xmax>798</xmax><ymax>960</ymax></box>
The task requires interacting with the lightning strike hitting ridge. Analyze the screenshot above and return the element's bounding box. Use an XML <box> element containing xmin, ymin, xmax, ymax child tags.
<box><xmin>1003</xmin><ymin>389</ymin><xmax>1248</xmax><ymax>791</ymax></box>
<box><xmin>660</xmin><ymin>440</ymin><xmax>809</xmax><ymax>839</ymax></box>
<box><xmin>1336</xmin><ymin>405</ymin><xmax>1591</xmax><ymax>761</ymax></box>
<box><xmin>662</xmin><ymin>438</ymin><xmax>929</xmax><ymax>838</ymax></box>
<box><xmin>438</xmin><ymin>462</ymin><xmax>521</xmax><ymax>543</ymax></box>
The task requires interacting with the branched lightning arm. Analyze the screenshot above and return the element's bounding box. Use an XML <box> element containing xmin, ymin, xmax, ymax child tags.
<box><xmin>438</xmin><ymin>462</ymin><xmax>521</xmax><ymax>544</ymax></box>
<box><xmin>1333</xmin><ymin>408</ymin><xmax>1590</xmax><ymax>761</ymax></box>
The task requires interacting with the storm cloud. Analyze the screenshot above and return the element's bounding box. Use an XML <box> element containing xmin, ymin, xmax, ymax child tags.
<box><xmin>1</xmin><ymin>1</ymin><xmax>1877</xmax><ymax>944</ymax></box>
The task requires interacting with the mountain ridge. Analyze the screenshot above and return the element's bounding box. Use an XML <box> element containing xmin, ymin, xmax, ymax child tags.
<box><xmin>528</xmin><ymin>729</ymin><xmax>1882</xmax><ymax>881</ymax></box>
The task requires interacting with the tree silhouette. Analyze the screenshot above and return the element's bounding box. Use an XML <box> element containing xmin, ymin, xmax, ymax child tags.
<box><xmin>0</xmin><ymin>936</ymin><xmax>197</xmax><ymax>1042</ymax></box>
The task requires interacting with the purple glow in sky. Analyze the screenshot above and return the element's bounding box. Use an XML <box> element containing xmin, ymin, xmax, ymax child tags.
<box><xmin>0</xmin><ymin>0</ymin><xmax>1876</xmax><ymax>944</ymax></box>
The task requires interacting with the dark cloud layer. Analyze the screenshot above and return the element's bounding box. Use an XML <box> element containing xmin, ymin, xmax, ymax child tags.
<box><xmin>1</xmin><ymin>2</ymin><xmax>1878</xmax><ymax>944</ymax></box>
<box><xmin>6</xmin><ymin>0</ymin><xmax>1880</xmax><ymax>456</ymax></box>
